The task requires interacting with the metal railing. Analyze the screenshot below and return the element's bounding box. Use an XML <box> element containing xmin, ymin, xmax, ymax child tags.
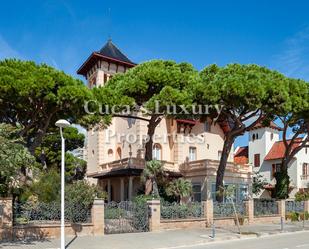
<box><xmin>213</xmin><ymin>202</ymin><xmax>246</xmax><ymax>218</ymax></box>
<box><xmin>286</xmin><ymin>201</ymin><xmax>305</xmax><ymax>213</ymax></box>
<box><xmin>13</xmin><ymin>202</ymin><xmax>92</xmax><ymax>225</ymax></box>
<box><xmin>161</xmin><ymin>202</ymin><xmax>204</xmax><ymax>220</ymax></box>
<box><xmin>254</xmin><ymin>199</ymin><xmax>278</xmax><ymax>216</ymax></box>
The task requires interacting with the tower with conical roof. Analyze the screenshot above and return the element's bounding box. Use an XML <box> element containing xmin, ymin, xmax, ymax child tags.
<box><xmin>77</xmin><ymin>40</ymin><xmax>136</xmax><ymax>181</ymax></box>
<box><xmin>77</xmin><ymin>39</ymin><xmax>136</xmax><ymax>88</ymax></box>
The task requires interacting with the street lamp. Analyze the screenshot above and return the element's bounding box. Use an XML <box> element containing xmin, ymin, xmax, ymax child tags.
<box><xmin>55</xmin><ymin>119</ymin><xmax>70</xmax><ymax>249</ymax></box>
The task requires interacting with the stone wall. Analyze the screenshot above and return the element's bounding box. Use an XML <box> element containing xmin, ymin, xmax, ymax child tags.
<box><xmin>160</xmin><ymin>218</ymin><xmax>207</xmax><ymax>230</ymax></box>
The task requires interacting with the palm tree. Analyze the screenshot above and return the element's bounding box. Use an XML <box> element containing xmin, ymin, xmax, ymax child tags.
<box><xmin>166</xmin><ymin>178</ymin><xmax>192</xmax><ymax>204</ymax></box>
<box><xmin>141</xmin><ymin>160</ymin><xmax>164</xmax><ymax>197</ymax></box>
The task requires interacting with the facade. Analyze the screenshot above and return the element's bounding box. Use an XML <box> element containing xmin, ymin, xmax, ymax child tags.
<box><xmin>235</xmin><ymin>122</ymin><xmax>309</xmax><ymax>199</ymax></box>
<box><xmin>77</xmin><ymin>40</ymin><xmax>252</xmax><ymax>203</ymax></box>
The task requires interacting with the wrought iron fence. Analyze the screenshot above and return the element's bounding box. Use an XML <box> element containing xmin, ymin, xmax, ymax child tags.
<box><xmin>13</xmin><ymin>201</ymin><xmax>92</xmax><ymax>225</ymax></box>
<box><xmin>286</xmin><ymin>201</ymin><xmax>305</xmax><ymax>213</ymax></box>
<box><xmin>104</xmin><ymin>201</ymin><xmax>149</xmax><ymax>234</ymax></box>
<box><xmin>160</xmin><ymin>202</ymin><xmax>204</xmax><ymax>220</ymax></box>
<box><xmin>213</xmin><ymin>202</ymin><xmax>246</xmax><ymax>218</ymax></box>
<box><xmin>254</xmin><ymin>199</ymin><xmax>278</xmax><ymax>216</ymax></box>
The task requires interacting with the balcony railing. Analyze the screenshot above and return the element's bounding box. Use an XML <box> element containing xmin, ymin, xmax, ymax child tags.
<box><xmin>99</xmin><ymin>158</ymin><xmax>176</xmax><ymax>172</ymax></box>
<box><xmin>301</xmin><ymin>175</ymin><xmax>309</xmax><ymax>180</ymax></box>
<box><xmin>179</xmin><ymin>159</ymin><xmax>252</xmax><ymax>175</ymax></box>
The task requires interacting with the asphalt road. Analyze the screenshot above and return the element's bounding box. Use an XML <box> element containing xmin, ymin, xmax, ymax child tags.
<box><xmin>178</xmin><ymin>231</ymin><xmax>309</xmax><ymax>249</ymax></box>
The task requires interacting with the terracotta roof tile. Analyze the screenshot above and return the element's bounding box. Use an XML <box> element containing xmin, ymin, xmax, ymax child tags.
<box><xmin>264</xmin><ymin>139</ymin><xmax>302</xmax><ymax>161</ymax></box>
<box><xmin>234</xmin><ymin>146</ymin><xmax>248</xmax><ymax>165</ymax></box>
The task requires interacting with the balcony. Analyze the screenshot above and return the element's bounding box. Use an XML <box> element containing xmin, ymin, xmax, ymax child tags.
<box><xmin>97</xmin><ymin>157</ymin><xmax>177</xmax><ymax>173</ymax></box>
<box><xmin>301</xmin><ymin>175</ymin><xmax>309</xmax><ymax>180</ymax></box>
<box><xmin>179</xmin><ymin>159</ymin><xmax>252</xmax><ymax>176</ymax></box>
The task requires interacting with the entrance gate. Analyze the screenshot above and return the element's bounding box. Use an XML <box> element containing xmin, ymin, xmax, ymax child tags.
<box><xmin>104</xmin><ymin>201</ymin><xmax>149</xmax><ymax>234</ymax></box>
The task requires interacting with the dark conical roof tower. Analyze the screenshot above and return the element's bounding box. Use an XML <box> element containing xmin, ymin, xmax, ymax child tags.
<box><xmin>77</xmin><ymin>39</ymin><xmax>136</xmax><ymax>77</ymax></box>
<box><xmin>98</xmin><ymin>39</ymin><xmax>133</xmax><ymax>64</ymax></box>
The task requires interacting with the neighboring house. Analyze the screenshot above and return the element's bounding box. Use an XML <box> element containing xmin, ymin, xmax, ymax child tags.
<box><xmin>234</xmin><ymin>122</ymin><xmax>309</xmax><ymax>199</ymax></box>
<box><xmin>77</xmin><ymin>39</ymin><xmax>252</xmax><ymax>203</ymax></box>
<box><xmin>71</xmin><ymin>147</ymin><xmax>87</xmax><ymax>161</ymax></box>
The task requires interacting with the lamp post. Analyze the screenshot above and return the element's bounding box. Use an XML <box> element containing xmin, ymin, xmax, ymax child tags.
<box><xmin>55</xmin><ymin>119</ymin><xmax>70</xmax><ymax>249</ymax></box>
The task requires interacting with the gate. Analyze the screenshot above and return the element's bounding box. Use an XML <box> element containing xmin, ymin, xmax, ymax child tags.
<box><xmin>104</xmin><ymin>201</ymin><xmax>149</xmax><ymax>234</ymax></box>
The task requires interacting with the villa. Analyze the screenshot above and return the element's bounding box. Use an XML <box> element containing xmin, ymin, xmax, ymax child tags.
<box><xmin>77</xmin><ymin>40</ymin><xmax>252</xmax><ymax>203</ymax></box>
<box><xmin>234</xmin><ymin>122</ymin><xmax>309</xmax><ymax>198</ymax></box>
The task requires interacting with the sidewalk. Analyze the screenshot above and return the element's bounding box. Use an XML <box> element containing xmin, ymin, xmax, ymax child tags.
<box><xmin>0</xmin><ymin>228</ymin><xmax>251</xmax><ymax>249</ymax></box>
<box><xmin>216</xmin><ymin>220</ymin><xmax>309</xmax><ymax>236</ymax></box>
<box><xmin>1</xmin><ymin>222</ymin><xmax>308</xmax><ymax>249</ymax></box>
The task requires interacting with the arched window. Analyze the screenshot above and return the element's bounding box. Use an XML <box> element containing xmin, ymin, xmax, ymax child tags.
<box><xmin>116</xmin><ymin>147</ymin><xmax>122</xmax><ymax>160</ymax></box>
<box><xmin>152</xmin><ymin>144</ymin><xmax>162</xmax><ymax>160</ymax></box>
<box><xmin>108</xmin><ymin>149</ymin><xmax>113</xmax><ymax>157</ymax></box>
<box><xmin>252</xmin><ymin>134</ymin><xmax>256</xmax><ymax>141</ymax></box>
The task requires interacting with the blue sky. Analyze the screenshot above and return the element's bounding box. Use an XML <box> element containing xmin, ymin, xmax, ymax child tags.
<box><xmin>1</xmin><ymin>0</ymin><xmax>309</xmax><ymax>147</ymax></box>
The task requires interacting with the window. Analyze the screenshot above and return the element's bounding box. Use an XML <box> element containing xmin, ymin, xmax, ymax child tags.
<box><xmin>254</xmin><ymin>154</ymin><xmax>260</xmax><ymax>167</ymax></box>
<box><xmin>192</xmin><ymin>184</ymin><xmax>201</xmax><ymax>202</ymax></box>
<box><xmin>152</xmin><ymin>144</ymin><xmax>162</xmax><ymax>160</ymax></box>
<box><xmin>204</xmin><ymin>121</ymin><xmax>211</xmax><ymax>132</ymax></box>
<box><xmin>189</xmin><ymin>147</ymin><xmax>197</xmax><ymax>161</ymax></box>
<box><xmin>108</xmin><ymin>149</ymin><xmax>113</xmax><ymax>157</ymax></box>
<box><xmin>116</xmin><ymin>147</ymin><xmax>122</xmax><ymax>160</ymax></box>
<box><xmin>256</xmin><ymin>133</ymin><xmax>259</xmax><ymax>139</ymax></box>
<box><xmin>272</xmin><ymin>163</ymin><xmax>281</xmax><ymax>178</ymax></box>
<box><xmin>238</xmin><ymin>184</ymin><xmax>249</xmax><ymax>201</ymax></box>
<box><xmin>303</xmin><ymin>163</ymin><xmax>309</xmax><ymax>176</ymax></box>
<box><xmin>252</xmin><ymin>134</ymin><xmax>256</xmax><ymax>141</ymax></box>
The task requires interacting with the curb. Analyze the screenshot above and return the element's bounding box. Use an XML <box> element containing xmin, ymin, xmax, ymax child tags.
<box><xmin>156</xmin><ymin>230</ymin><xmax>309</xmax><ymax>249</ymax></box>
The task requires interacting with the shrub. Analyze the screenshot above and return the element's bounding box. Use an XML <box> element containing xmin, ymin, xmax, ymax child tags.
<box><xmin>299</xmin><ymin>211</ymin><xmax>309</xmax><ymax>221</ymax></box>
<box><xmin>287</xmin><ymin>212</ymin><xmax>299</xmax><ymax>222</ymax></box>
<box><xmin>295</xmin><ymin>191</ymin><xmax>309</xmax><ymax>201</ymax></box>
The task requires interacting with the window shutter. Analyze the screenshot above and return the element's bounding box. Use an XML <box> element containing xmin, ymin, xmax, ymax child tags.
<box><xmin>254</xmin><ymin>154</ymin><xmax>260</xmax><ymax>167</ymax></box>
<box><xmin>272</xmin><ymin>164</ymin><xmax>276</xmax><ymax>178</ymax></box>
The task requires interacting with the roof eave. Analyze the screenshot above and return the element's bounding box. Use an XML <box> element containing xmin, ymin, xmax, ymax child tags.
<box><xmin>77</xmin><ymin>52</ymin><xmax>137</xmax><ymax>76</ymax></box>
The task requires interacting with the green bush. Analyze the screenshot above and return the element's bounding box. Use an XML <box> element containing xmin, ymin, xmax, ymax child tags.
<box><xmin>295</xmin><ymin>191</ymin><xmax>309</xmax><ymax>201</ymax></box>
<box><xmin>287</xmin><ymin>212</ymin><xmax>299</xmax><ymax>222</ymax></box>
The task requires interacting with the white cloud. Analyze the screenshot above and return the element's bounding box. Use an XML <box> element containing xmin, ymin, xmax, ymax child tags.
<box><xmin>272</xmin><ymin>27</ymin><xmax>309</xmax><ymax>80</ymax></box>
<box><xmin>0</xmin><ymin>35</ymin><xmax>21</xmax><ymax>59</ymax></box>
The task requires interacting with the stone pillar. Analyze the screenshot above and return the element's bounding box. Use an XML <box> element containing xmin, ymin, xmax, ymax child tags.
<box><xmin>107</xmin><ymin>179</ymin><xmax>111</xmax><ymax>202</ymax></box>
<box><xmin>92</xmin><ymin>199</ymin><xmax>105</xmax><ymax>235</ymax></box>
<box><xmin>120</xmin><ymin>178</ymin><xmax>124</xmax><ymax>201</ymax></box>
<box><xmin>245</xmin><ymin>199</ymin><xmax>254</xmax><ymax>223</ymax></box>
<box><xmin>277</xmin><ymin>200</ymin><xmax>286</xmax><ymax>218</ymax></box>
<box><xmin>128</xmin><ymin>176</ymin><xmax>133</xmax><ymax>201</ymax></box>
<box><xmin>202</xmin><ymin>199</ymin><xmax>213</xmax><ymax>227</ymax></box>
<box><xmin>147</xmin><ymin>200</ymin><xmax>161</xmax><ymax>232</ymax></box>
<box><xmin>0</xmin><ymin>198</ymin><xmax>13</xmax><ymax>240</ymax></box>
<box><xmin>304</xmin><ymin>200</ymin><xmax>309</xmax><ymax>213</ymax></box>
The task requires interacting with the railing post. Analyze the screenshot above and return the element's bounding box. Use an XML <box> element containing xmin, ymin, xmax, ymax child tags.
<box><xmin>245</xmin><ymin>199</ymin><xmax>254</xmax><ymax>223</ymax></box>
<box><xmin>147</xmin><ymin>199</ymin><xmax>161</xmax><ymax>232</ymax></box>
<box><xmin>202</xmin><ymin>199</ymin><xmax>213</xmax><ymax>227</ymax></box>
<box><xmin>0</xmin><ymin>198</ymin><xmax>13</xmax><ymax>240</ymax></box>
<box><xmin>277</xmin><ymin>200</ymin><xmax>286</xmax><ymax>218</ymax></box>
<box><xmin>92</xmin><ymin>199</ymin><xmax>105</xmax><ymax>235</ymax></box>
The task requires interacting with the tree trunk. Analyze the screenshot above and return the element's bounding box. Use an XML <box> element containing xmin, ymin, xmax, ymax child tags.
<box><xmin>215</xmin><ymin>135</ymin><xmax>235</xmax><ymax>202</ymax></box>
<box><xmin>144</xmin><ymin>116</ymin><xmax>161</xmax><ymax>161</ymax></box>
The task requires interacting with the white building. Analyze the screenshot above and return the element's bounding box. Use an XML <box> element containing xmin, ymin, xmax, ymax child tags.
<box><xmin>235</xmin><ymin>122</ymin><xmax>309</xmax><ymax>198</ymax></box>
